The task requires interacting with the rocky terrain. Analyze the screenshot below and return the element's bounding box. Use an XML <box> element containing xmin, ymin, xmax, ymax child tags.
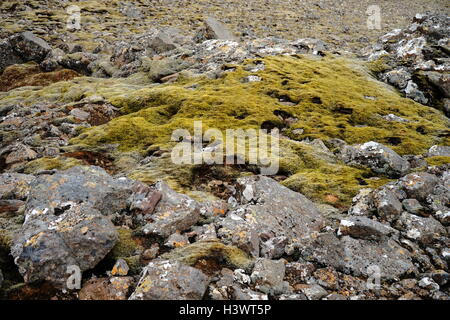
<box><xmin>0</xmin><ymin>1</ymin><xmax>449</xmax><ymax>300</ymax></box>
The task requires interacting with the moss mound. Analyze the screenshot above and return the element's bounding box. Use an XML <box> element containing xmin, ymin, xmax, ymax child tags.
<box><xmin>3</xmin><ymin>55</ymin><xmax>448</xmax><ymax>205</ymax></box>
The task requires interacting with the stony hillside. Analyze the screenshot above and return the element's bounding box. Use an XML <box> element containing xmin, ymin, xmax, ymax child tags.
<box><xmin>0</xmin><ymin>1</ymin><xmax>449</xmax><ymax>301</ymax></box>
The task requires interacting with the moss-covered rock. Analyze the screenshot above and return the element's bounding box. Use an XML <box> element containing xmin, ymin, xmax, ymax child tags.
<box><xmin>162</xmin><ymin>240</ymin><xmax>254</xmax><ymax>271</ymax></box>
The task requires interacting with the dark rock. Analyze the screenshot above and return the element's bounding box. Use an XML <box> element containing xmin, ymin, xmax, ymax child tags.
<box><xmin>79</xmin><ymin>277</ymin><xmax>134</xmax><ymax>300</ymax></box>
<box><xmin>402</xmin><ymin>199</ymin><xmax>426</xmax><ymax>216</ymax></box>
<box><xmin>12</xmin><ymin>202</ymin><xmax>118</xmax><ymax>286</ymax></box>
<box><xmin>260</xmin><ymin>236</ymin><xmax>288</xmax><ymax>259</ymax></box>
<box><xmin>399</xmin><ymin>172</ymin><xmax>440</xmax><ymax>202</ymax></box>
<box><xmin>129</xmin><ymin>260</ymin><xmax>210</xmax><ymax>300</ymax></box>
<box><xmin>195</xmin><ymin>17</ymin><xmax>237</xmax><ymax>42</ymax></box>
<box><xmin>395</xmin><ymin>212</ymin><xmax>446</xmax><ymax>245</ymax></box>
<box><xmin>8</xmin><ymin>32</ymin><xmax>51</xmax><ymax>64</ymax></box>
<box><xmin>229</xmin><ymin>176</ymin><xmax>325</xmax><ymax>248</ymax></box>
<box><xmin>0</xmin><ymin>40</ymin><xmax>22</xmax><ymax>73</ymax></box>
<box><xmin>342</xmin><ymin>141</ymin><xmax>410</xmax><ymax>178</ymax></box>
<box><xmin>301</xmin><ymin>233</ymin><xmax>417</xmax><ymax>281</ymax></box>
<box><xmin>338</xmin><ymin>216</ymin><xmax>397</xmax><ymax>241</ymax></box>
<box><xmin>371</xmin><ymin>187</ymin><xmax>403</xmax><ymax>221</ymax></box>
<box><xmin>24</xmin><ymin>166</ymin><xmax>134</xmax><ymax>216</ymax></box>
<box><xmin>250</xmin><ymin>258</ymin><xmax>291</xmax><ymax>295</ymax></box>
<box><xmin>143</xmin><ymin>181</ymin><xmax>200</xmax><ymax>238</ymax></box>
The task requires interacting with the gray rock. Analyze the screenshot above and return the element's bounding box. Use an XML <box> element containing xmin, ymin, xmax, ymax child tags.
<box><xmin>302</xmin><ymin>233</ymin><xmax>417</xmax><ymax>281</ymax></box>
<box><xmin>260</xmin><ymin>236</ymin><xmax>288</xmax><ymax>259</ymax></box>
<box><xmin>195</xmin><ymin>17</ymin><xmax>237</xmax><ymax>42</ymax></box>
<box><xmin>298</xmin><ymin>284</ymin><xmax>328</xmax><ymax>300</ymax></box>
<box><xmin>402</xmin><ymin>199</ymin><xmax>425</xmax><ymax>216</ymax></box>
<box><xmin>24</xmin><ymin>166</ymin><xmax>133</xmax><ymax>217</ymax></box>
<box><xmin>426</xmin><ymin>145</ymin><xmax>450</xmax><ymax>157</ymax></box>
<box><xmin>385</xmin><ymin>69</ymin><xmax>411</xmax><ymax>89</ymax></box>
<box><xmin>216</xmin><ymin>213</ymin><xmax>259</xmax><ymax>257</ymax></box>
<box><xmin>164</xmin><ymin>232</ymin><xmax>189</xmax><ymax>248</ymax></box>
<box><xmin>405</xmin><ymin>80</ymin><xmax>428</xmax><ymax>104</ymax></box>
<box><xmin>129</xmin><ymin>260</ymin><xmax>210</xmax><ymax>300</ymax></box>
<box><xmin>279</xmin><ymin>293</ymin><xmax>308</xmax><ymax>300</ymax></box>
<box><xmin>348</xmin><ymin>188</ymin><xmax>374</xmax><ymax>216</ymax></box>
<box><xmin>0</xmin><ymin>172</ymin><xmax>34</xmax><ymax>200</ymax></box>
<box><xmin>250</xmin><ymin>258</ymin><xmax>291</xmax><ymax>295</ymax></box>
<box><xmin>231</xmin><ymin>176</ymin><xmax>325</xmax><ymax>247</ymax></box>
<box><xmin>342</xmin><ymin>141</ymin><xmax>410</xmax><ymax>178</ymax></box>
<box><xmin>371</xmin><ymin>187</ymin><xmax>403</xmax><ymax>221</ymax></box>
<box><xmin>7</xmin><ymin>32</ymin><xmax>51</xmax><ymax>64</ymax></box>
<box><xmin>399</xmin><ymin>172</ymin><xmax>439</xmax><ymax>202</ymax></box>
<box><xmin>418</xmin><ymin>277</ymin><xmax>440</xmax><ymax>291</ymax></box>
<box><xmin>0</xmin><ymin>40</ymin><xmax>22</xmax><ymax>73</ymax></box>
<box><xmin>395</xmin><ymin>212</ymin><xmax>446</xmax><ymax>245</ymax></box>
<box><xmin>232</xmin><ymin>288</ymin><xmax>269</xmax><ymax>300</ymax></box>
<box><xmin>338</xmin><ymin>216</ymin><xmax>397</xmax><ymax>241</ymax></box>
<box><xmin>147</xmin><ymin>31</ymin><xmax>177</xmax><ymax>54</ymax></box>
<box><xmin>143</xmin><ymin>181</ymin><xmax>200</xmax><ymax>238</ymax></box>
<box><xmin>11</xmin><ymin>202</ymin><xmax>118</xmax><ymax>286</ymax></box>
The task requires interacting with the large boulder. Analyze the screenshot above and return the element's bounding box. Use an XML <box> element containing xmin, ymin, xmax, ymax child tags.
<box><xmin>143</xmin><ymin>181</ymin><xmax>200</xmax><ymax>238</ymax></box>
<box><xmin>24</xmin><ymin>166</ymin><xmax>134</xmax><ymax>217</ymax></box>
<box><xmin>129</xmin><ymin>260</ymin><xmax>210</xmax><ymax>300</ymax></box>
<box><xmin>217</xmin><ymin>176</ymin><xmax>325</xmax><ymax>254</ymax></box>
<box><xmin>10</xmin><ymin>166</ymin><xmax>137</xmax><ymax>286</ymax></box>
<box><xmin>1</xmin><ymin>32</ymin><xmax>52</xmax><ymax>72</ymax></box>
<box><xmin>301</xmin><ymin>233</ymin><xmax>417</xmax><ymax>281</ymax></box>
<box><xmin>194</xmin><ymin>17</ymin><xmax>237</xmax><ymax>42</ymax></box>
<box><xmin>12</xmin><ymin>203</ymin><xmax>118</xmax><ymax>286</ymax></box>
<box><xmin>342</xmin><ymin>141</ymin><xmax>410</xmax><ymax>178</ymax></box>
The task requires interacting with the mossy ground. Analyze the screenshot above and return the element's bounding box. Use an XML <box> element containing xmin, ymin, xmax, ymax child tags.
<box><xmin>1</xmin><ymin>55</ymin><xmax>449</xmax><ymax>206</ymax></box>
<box><xmin>161</xmin><ymin>240</ymin><xmax>254</xmax><ymax>272</ymax></box>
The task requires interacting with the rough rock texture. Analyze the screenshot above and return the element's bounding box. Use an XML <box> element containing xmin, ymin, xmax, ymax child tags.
<box><xmin>143</xmin><ymin>181</ymin><xmax>200</xmax><ymax>238</ymax></box>
<box><xmin>129</xmin><ymin>260</ymin><xmax>210</xmax><ymax>300</ymax></box>
<box><xmin>10</xmin><ymin>166</ymin><xmax>139</xmax><ymax>286</ymax></box>
<box><xmin>342</xmin><ymin>141</ymin><xmax>411</xmax><ymax>178</ymax></box>
<box><xmin>79</xmin><ymin>277</ymin><xmax>135</xmax><ymax>300</ymax></box>
<box><xmin>218</xmin><ymin>176</ymin><xmax>323</xmax><ymax>256</ymax></box>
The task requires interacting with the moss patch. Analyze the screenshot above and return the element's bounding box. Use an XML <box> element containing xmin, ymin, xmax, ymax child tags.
<box><xmin>161</xmin><ymin>240</ymin><xmax>254</xmax><ymax>271</ymax></box>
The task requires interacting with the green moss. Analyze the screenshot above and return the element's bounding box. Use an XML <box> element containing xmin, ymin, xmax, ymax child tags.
<box><xmin>161</xmin><ymin>240</ymin><xmax>254</xmax><ymax>271</ymax></box>
<box><xmin>109</xmin><ymin>228</ymin><xmax>143</xmax><ymax>259</ymax></box>
<box><xmin>426</xmin><ymin>156</ymin><xmax>450</xmax><ymax>167</ymax></box>
<box><xmin>3</xmin><ymin>55</ymin><xmax>449</xmax><ymax>206</ymax></box>
<box><xmin>23</xmin><ymin>157</ymin><xmax>84</xmax><ymax>174</ymax></box>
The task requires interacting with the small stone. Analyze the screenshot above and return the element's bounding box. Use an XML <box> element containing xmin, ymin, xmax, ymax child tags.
<box><xmin>79</xmin><ymin>277</ymin><xmax>134</xmax><ymax>300</ymax></box>
<box><xmin>141</xmin><ymin>244</ymin><xmax>160</xmax><ymax>260</ymax></box>
<box><xmin>129</xmin><ymin>260</ymin><xmax>210</xmax><ymax>300</ymax></box>
<box><xmin>70</xmin><ymin>108</ymin><xmax>90</xmax><ymax>121</ymax></box>
<box><xmin>400</xmin><ymin>173</ymin><xmax>440</xmax><ymax>202</ymax></box>
<box><xmin>338</xmin><ymin>216</ymin><xmax>397</xmax><ymax>241</ymax></box>
<box><xmin>298</xmin><ymin>284</ymin><xmax>328</xmax><ymax>300</ymax></box>
<box><xmin>371</xmin><ymin>187</ymin><xmax>403</xmax><ymax>221</ymax></box>
<box><xmin>402</xmin><ymin>199</ymin><xmax>425</xmax><ymax>216</ymax></box>
<box><xmin>418</xmin><ymin>277</ymin><xmax>439</xmax><ymax>292</ymax></box>
<box><xmin>165</xmin><ymin>232</ymin><xmax>189</xmax><ymax>248</ymax></box>
<box><xmin>111</xmin><ymin>259</ymin><xmax>129</xmax><ymax>276</ymax></box>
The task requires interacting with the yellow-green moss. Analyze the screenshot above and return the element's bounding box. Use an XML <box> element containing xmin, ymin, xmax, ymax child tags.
<box><xmin>161</xmin><ymin>240</ymin><xmax>254</xmax><ymax>271</ymax></box>
<box><xmin>426</xmin><ymin>156</ymin><xmax>450</xmax><ymax>167</ymax></box>
<box><xmin>23</xmin><ymin>157</ymin><xmax>84</xmax><ymax>174</ymax></box>
<box><xmin>3</xmin><ymin>55</ymin><xmax>449</xmax><ymax>206</ymax></box>
<box><xmin>109</xmin><ymin>228</ymin><xmax>143</xmax><ymax>259</ymax></box>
